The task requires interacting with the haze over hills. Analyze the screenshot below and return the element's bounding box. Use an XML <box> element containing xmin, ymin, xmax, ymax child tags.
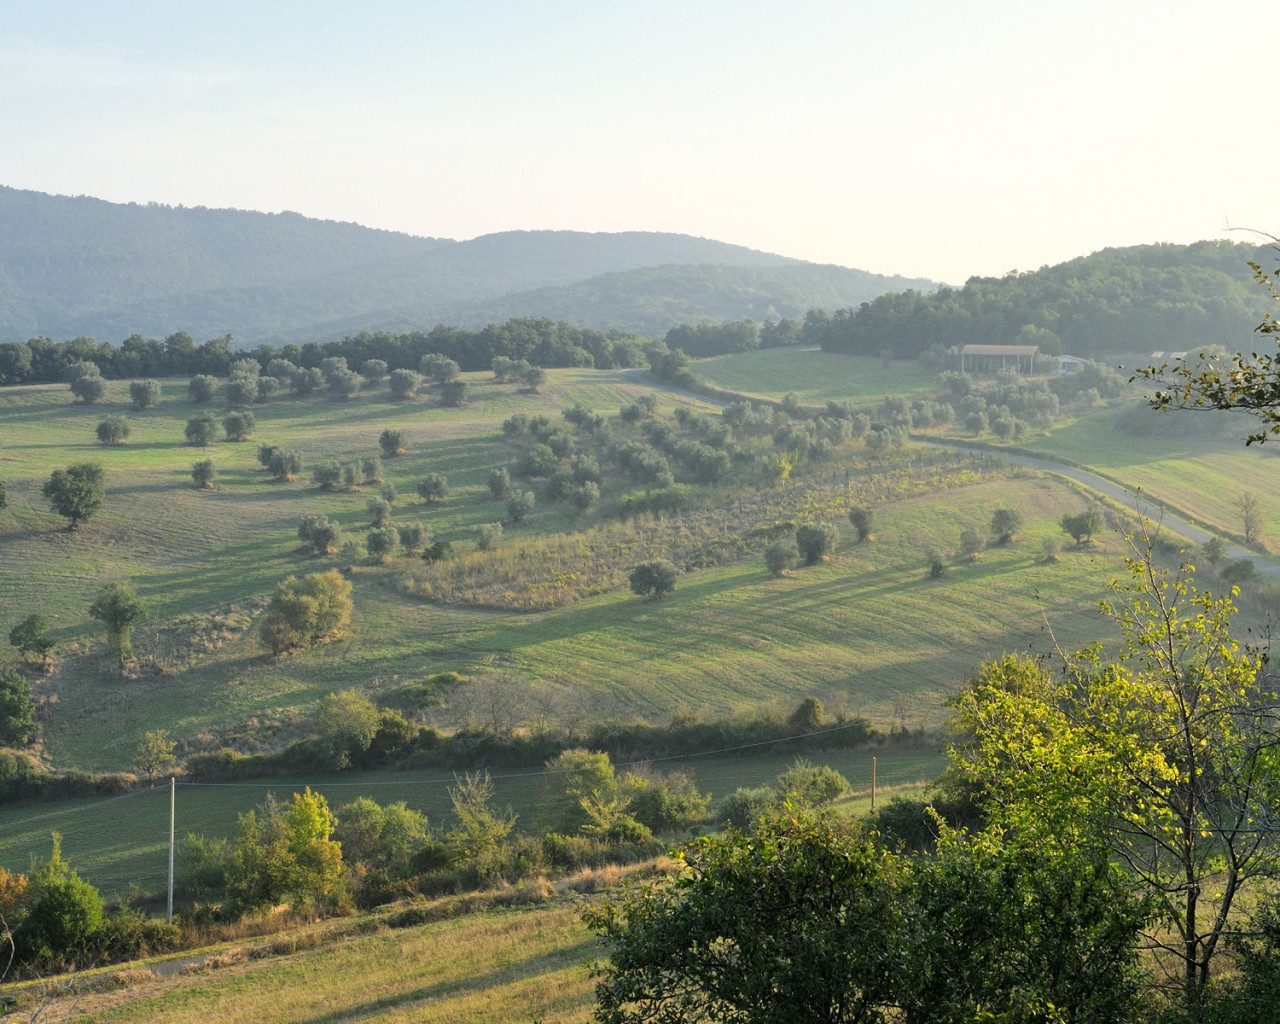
<box><xmin>0</xmin><ymin>186</ymin><xmax>935</xmax><ymax>344</ymax></box>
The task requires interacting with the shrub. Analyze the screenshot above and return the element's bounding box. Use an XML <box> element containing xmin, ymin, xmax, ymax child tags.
<box><xmin>223</xmin><ymin>410</ymin><xmax>256</xmax><ymax>441</ymax></box>
<box><xmin>260</xmin><ymin>570</ymin><xmax>353</xmax><ymax>654</ymax></box>
<box><xmin>191</xmin><ymin>459</ymin><xmax>216</xmax><ymax>489</ymax></box>
<box><xmin>367</xmin><ymin>497</ymin><xmax>393</xmax><ymax>527</ymax></box>
<box><xmin>848</xmin><ymin>505</ymin><xmax>874</xmax><ymax>542</ymax></box>
<box><xmin>506</xmin><ymin>489</ymin><xmax>535</xmax><ymax>523</ymax></box>
<box><xmin>440</xmin><ymin>379</ymin><xmax>468</xmax><ymax>406</ymax></box>
<box><xmin>989</xmin><ymin>507</ymin><xmax>1023</xmax><ymax>544</ymax></box>
<box><xmin>416</xmin><ymin>473</ymin><xmax>448</xmax><ymax>504</ymax></box>
<box><xmin>488</xmin><ymin>467</ymin><xmax>510</xmax><ymax>499</ymax></box>
<box><xmin>185</xmin><ymin>413</ymin><xmax>219</xmax><ymax>447</ymax></box>
<box><xmin>313</xmin><ymin>461</ymin><xmax>343</xmax><ymax>491</ymax></box>
<box><xmin>188</xmin><ymin>374</ymin><xmax>218</xmax><ymax>403</ymax></box>
<box><xmin>475</xmin><ymin>522</ymin><xmax>503</xmax><ymax>550</ymax></box>
<box><xmin>774</xmin><ymin>758</ymin><xmax>851</xmax><ymax>807</ymax></box>
<box><xmin>388</xmin><ymin>369</ymin><xmax>423</xmax><ymax>400</ymax></box>
<box><xmin>96</xmin><ymin>415</ymin><xmax>130</xmax><ymax>446</ymax></box>
<box><xmin>629</xmin><ymin>559</ymin><xmax>677</xmax><ymax>600</ymax></box>
<box><xmin>366</xmin><ymin>526</ymin><xmax>399</xmax><ymax>563</ymax></box>
<box><xmin>268</xmin><ymin>449</ymin><xmax>303</xmax><ymax>481</ymax></box>
<box><xmin>795</xmin><ymin>521</ymin><xmax>839</xmax><ymax>565</ymax></box>
<box><xmin>70</xmin><ymin>374</ymin><xmax>106</xmax><ymax>404</ymax></box>
<box><xmin>397</xmin><ymin>522</ymin><xmax>430</xmax><ymax>555</ymax></box>
<box><xmin>129</xmin><ymin>379</ymin><xmax>162</xmax><ymax>410</ymax></box>
<box><xmin>765</xmin><ymin>540</ymin><xmax>798</xmax><ymax>576</ymax></box>
<box><xmin>298</xmin><ymin>514</ymin><xmax>342</xmax><ymax>555</ymax></box>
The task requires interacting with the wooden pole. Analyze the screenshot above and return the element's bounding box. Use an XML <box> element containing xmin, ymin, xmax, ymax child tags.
<box><xmin>167</xmin><ymin>777</ymin><xmax>175</xmax><ymax>922</ymax></box>
<box><xmin>871</xmin><ymin>756</ymin><xmax>877</xmax><ymax>813</ymax></box>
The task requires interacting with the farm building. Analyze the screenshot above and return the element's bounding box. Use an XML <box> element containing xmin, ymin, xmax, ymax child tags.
<box><xmin>959</xmin><ymin>344</ymin><xmax>1039</xmax><ymax>374</ymax></box>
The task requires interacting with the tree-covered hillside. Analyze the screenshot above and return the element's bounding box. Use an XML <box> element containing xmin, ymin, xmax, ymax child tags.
<box><xmin>811</xmin><ymin>241</ymin><xmax>1272</xmax><ymax>359</ymax></box>
<box><xmin>0</xmin><ymin>187</ymin><xmax>930</xmax><ymax>343</ymax></box>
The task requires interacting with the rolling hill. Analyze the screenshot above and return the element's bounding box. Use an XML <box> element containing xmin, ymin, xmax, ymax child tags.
<box><xmin>0</xmin><ymin>186</ymin><xmax>935</xmax><ymax>343</ymax></box>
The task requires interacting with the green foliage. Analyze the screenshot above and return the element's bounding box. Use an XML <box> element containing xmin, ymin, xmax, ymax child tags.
<box><xmin>396</xmin><ymin>521</ymin><xmax>429</xmax><ymax>555</ymax></box>
<box><xmin>69</xmin><ymin>374</ymin><xmax>105</xmax><ymax>404</ymax></box>
<box><xmin>488</xmin><ymin>467</ymin><xmax>510</xmax><ymax>499</ymax></box>
<box><xmin>88</xmin><ymin>580</ymin><xmax>144</xmax><ymax>661</ymax></box>
<box><xmin>586</xmin><ymin>815</ymin><xmax>904</xmax><ymax>1024</ymax></box>
<box><xmin>446</xmin><ymin>772</ymin><xmax>516</xmax><ymax>883</ymax></box>
<box><xmin>0</xmin><ymin>668</ymin><xmax>38</xmax><ymax>747</ymax></box>
<box><xmin>366</xmin><ymin>526</ymin><xmax>399</xmax><ymax>563</ymax></box>
<box><xmin>416</xmin><ymin>473</ymin><xmax>448</xmax><ymax>504</ymax></box>
<box><xmin>185</xmin><ymin>412</ymin><xmax>219</xmax><ymax>446</ymax></box>
<box><xmin>764</xmin><ymin>539</ymin><xmax>798</xmax><ymax>576</ymax></box>
<box><xmin>134</xmin><ymin>729</ymin><xmax>176</xmax><ymax>783</ymax></box>
<box><xmin>9</xmin><ymin>613</ymin><xmax>53</xmax><ymax>661</ymax></box>
<box><xmin>951</xmin><ymin>553</ymin><xmax>1280</xmax><ymax>1012</ymax></box>
<box><xmin>367</xmin><ymin>497</ymin><xmax>392</xmax><ymax>527</ymax></box>
<box><xmin>620</xmin><ymin>768</ymin><xmax>711</xmax><ymax>834</ymax></box>
<box><xmin>42</xmin><ymin>461</ymin><xmax>106</xmax><ymax>528</ymax></box>
<box><xmin>14</xmin><ymin>834</ymin><xmax>104</xmax><ymax>967</ymax></box>
<box><xmin>925</xmin><ymin>546</ymin><xmax>946</xmax><ymax>578</ymax></box>
<box><xmin>958</xmin><ymin>527</ymin><xmax>983</xmax><ymax>560</ymax></box>
<box><xmin>268</xmin><ymin>447</ymin><xmax>303</xmax><ymax>481</ymax></box>
<box><xmin>474</xmin><ymin>522</ymin><xmax>503</xmax><ymax>551</ymax></box>
<box><xmin>222</xmin><ymin>409</ymin><xmax>256</xmax><ymax>441</ymax></box>
<box><xmin>334</xmin><ymin>796</ymin><xmax>429</xmax><ymax>873</ymax></box>
<box><xmin>260</xmin><ymin>569</ymin><xmax>353</xmax><ymax>655</ymax></box>
<box><xmin>312</xmin><ymin>461</ymin><xmax>343</xmax><ymax>491</ymax></box>
<box><xmin>0</xmin><ymin>478</ymin><xmax>6</xmax><ymax>511</ymax></box>
<box><xmin>226</xmin><ymin>789</ymin><xmax>346</xmax><ymax>913</ymax></box>
<box><xmin>1220</xmin><ymin>557</ymin><xmax>1255</xmax><ymax>588</ymax></box>
<box><xmin>188</xmin><ymin>374</ymin><xmax>218</xmax><ymax>402</ymax></box>
<box><xmin>989</xmin><ymin>506</ymin><xmax>1023</xmax><ymax>544</ymax></box>
<box><xmin>506</xmin><ymin>488</ymin><xmax>535</xmax><ymax>523</ymax></box>
<box><xmin>628</xmin><ymin>559</ymin><xmax>677</xmax><ymax>600</ymax></box>
<box><xmin>1060</xmin><ymin>503</ymin><xmax>1105</xmax><ymax>544</ymax></box>
<box><xmin>297</xmin><ymin>513</ymin><xmax>342</xmax><ymax>555</ymax></box>
<box><xmin>440</xmin><ymin>379</ymin><xmax>468</xmax><ymax>406</ymax></box>
<box><xmin>313</xmin><ymin>689</ymin><xmax>380</xmax><ymax>769</ymax></box>
<box><xmin>1200</xmin><ymin>536</ymin><xmax>1227</xmax><ymax>566</ymax></box>
<box><xmin>379</xmin><ymin>427</ymin><xmax>407</xmax><ymax>457</ymax></box>
<box><xmin>544</xmin><ymin>749</ymin><xmax>620</xmax><ymax>834</ymax></box>
<box><xmin>387</xmin><ymin>369</ymin><xmax>423</xmax><ymax>401</ymax></box>
<box><xmin>191</xmin><ymin>458</ymin><xmax>216</xmax><ymax>489</ymax></box>
<box><xmin>95</xmin><ymin>414</ymin><xmax>130</xmax><ymax>446</ymax></box>
<box><xmin>773</xmin><ymin>758</ymin><xmax>850</xmax><ymax>808</ymax></box>
<box><xmin>847</xmin><ymin>504</ymin><xmax>874</xmax><ymax>542</ymax></box>
<box><xmin>129</xmin><ymin>379</ymin><xmax>161</xmax><ymax>410</ymax></box>
<box><xmin>795</xmin><ymin>520</ymin><xmax>838</xmax><ymax>565</ymax></box>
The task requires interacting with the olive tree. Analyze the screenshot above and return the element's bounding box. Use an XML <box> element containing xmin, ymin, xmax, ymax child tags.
<box><xmin>629</xmin><ymin>559</ymin><xmax>677</xmax><ymax>600</ymax></box>
<box><xmin>185</xmin><ymin>413</ymin><xmax>219</xmax><ymax>447</ymax></box>
<box><xmin>95</xmin><ymin>415</ymin><xmax>130</xmax><ymax>446</ymax></box>
<box><xmin>260</xmin><ymin>570</ymin><xmax>353</xmax><ymax>655</ymax></box>
<box><xmin>129</xmin><ymin>379</ymin><xmax>161</xmax><ymax>410</ymax></box>
<box><xmin>191</xmin><ymin>459</ymin><xmax>216</xmax><ymax>489</ymax></box>
<box><xmin>43</xmin><ymin>463</ymin><xmax>105</xmax><ymax>529</ymax></box>
<box><xmin>795</xmin><ymin>521</ymin><xmax>838</xmax><ymax>565</ymax></box>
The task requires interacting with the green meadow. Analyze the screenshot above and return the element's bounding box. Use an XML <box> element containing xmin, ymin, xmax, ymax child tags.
<box><xmin>691</xmin><ymin>347</ymin><xmax>939</xmax><ymax>405</ymax></box>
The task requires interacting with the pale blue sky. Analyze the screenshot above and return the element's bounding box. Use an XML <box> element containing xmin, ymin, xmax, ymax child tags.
<box><xmin>1</xmin><ymin>1</ymin><xmax>1269</xmax><ymax>282</ymax></box>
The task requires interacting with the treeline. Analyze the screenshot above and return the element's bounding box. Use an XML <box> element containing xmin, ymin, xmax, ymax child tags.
<box><xmin>0</xmin><ymin>317</ymin><xmax>651</xmax><ymax>386</ymax></box>
<box><xmin>809</xmin><ymin>240</ymin><xmax>1272</xmax><ymax>359</ymax></box>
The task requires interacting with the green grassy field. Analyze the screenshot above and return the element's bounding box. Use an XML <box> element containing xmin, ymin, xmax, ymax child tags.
<box><xmin>690</xmin><ymin>347</ymin><xmax>940</xmax><ymax>405</ymax></box>
<box><xmin>1016</xmin><ymin>400</ymin><xmax>1280</xmax><ymax>543</ymax></box>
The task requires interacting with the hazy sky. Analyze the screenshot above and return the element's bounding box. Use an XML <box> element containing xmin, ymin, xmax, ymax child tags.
<box><xmin>1</xmin><ymin>1</ymin><xmax>1269</xmax><ymax>283</ymax></box>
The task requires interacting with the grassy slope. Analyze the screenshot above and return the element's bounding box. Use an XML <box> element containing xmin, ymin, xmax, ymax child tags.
<box><xmin>692</xmin><ymin>347</ymin><xmax>939</xmax><ymax>404</ymax></box>
<box><xmin>42</xmin><ymin>904</ymin><xmax>598</xmax><ymax>1024</ymax></box>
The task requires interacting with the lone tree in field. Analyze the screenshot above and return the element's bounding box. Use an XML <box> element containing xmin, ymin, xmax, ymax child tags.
<box><xmin>629</xmin><ymin>559</ymin><xmax>678</xmax><ymax>600</ymax></box>
<box><xmin>134</xmin><ymin>729</ymin><xmax>177</xmax><ymax>785</ymax></box>
<box><xmin>89</xmin><ymin>580</ymin><xmax>145</xmax><ymax>662</ymax></box>
<box><xmin>95</xmin><ymin>416</ymin><xmax>130</xmax><ymax>446</ymax></box>
<box><xmin>129</xmin><ymin>379</ymin><xmax>161</xmax><ymax>410</ymax></box>
<box><xmin>848</xmin><ymin>505</ymin><xmax>874</xmax><ymax>542</ymax></box>
<box><xmin>488</xmin><ymin>467</ymin><xmax>510</xmax><ymax>499</ymax></box>
<box><xmin>989</xmin><ymin>507</ymin><xmax>1024</xmax><ymax>545</ymax></box>
<box><xmin>1060</xmin><ymin>504</ymin><xmax>1105</xmax><ymax>546</ymax></box>
<box><xmin>188</xmin><ymin>374</ymin><xmax>218</xmax><ymax>403</ymax></box>
<box><xmin>43</xmin><ymin>463</ymin><xmax>106</xmax><ymax>529</ymax></box>
<box><xmin>506</xmin><ymin>488</ymin><xmax>535</xmax><ymax>524</ymax></box>
<box><xmin>260</xmin><ymin>569</ymin><xmax>353</xmax><ymax>655</ymax></box>
<box><xmin>379</xmin><ymin>428</ymin><xmax>406</xmax><ymax>457</ymax></box>
<box><xmin>795</xmin><ymin>522</ymin><xmax>839</xmax><ymax>565</ymax></box>
<box><xmin>191</xmin><ymin>459</ymin><xmax>216</xmax><ymax>489</ymax></box>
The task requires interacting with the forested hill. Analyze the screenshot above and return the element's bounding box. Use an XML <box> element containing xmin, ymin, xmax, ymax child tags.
<box><xmin>813</xmin><ymin>241</ymin><xmax>1274</xmax><ymax>359</ymax></box>
<box><xmin>0</xmin><ymin>186</ymin><xmax>932</xmax><ymax>343</ymax></box>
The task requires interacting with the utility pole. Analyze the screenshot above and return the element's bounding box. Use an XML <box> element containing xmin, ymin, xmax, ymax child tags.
<box><xmin>870</xmin><ymin>756</ymin><xmax>877</xmax><ymax>813</ymax></box>
<box><xmin>167</xmin><ymin>776</ymin><xmax>175</xmax><ymax>922</ymax></box>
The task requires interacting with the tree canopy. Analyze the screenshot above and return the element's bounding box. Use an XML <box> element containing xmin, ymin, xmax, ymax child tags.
<box><xmin>42</xmin><ymin>462</ymin><xmax>106</xmax><ymax>528</ymax></box>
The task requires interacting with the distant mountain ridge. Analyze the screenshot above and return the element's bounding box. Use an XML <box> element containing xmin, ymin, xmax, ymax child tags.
<box><xmin>0</xmin><ymin>186</ymin><xmax>935</xmax><ymax>343</ymax></box>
